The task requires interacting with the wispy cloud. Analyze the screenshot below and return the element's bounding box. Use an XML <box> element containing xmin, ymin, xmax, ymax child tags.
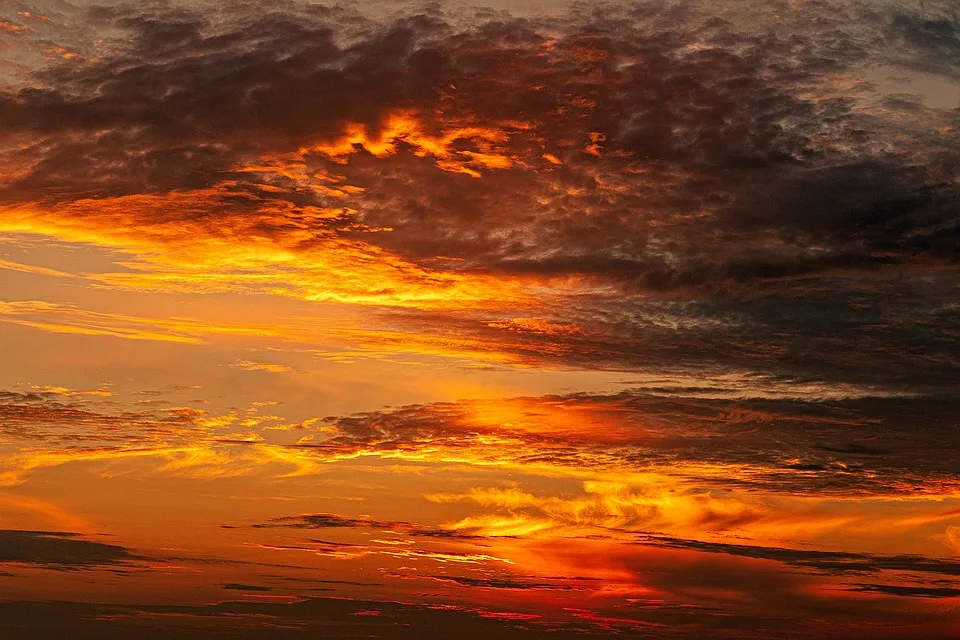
<box><xmin>230</xmin><ymin>360</ymin><xmax>292</xmax><ymax>373</ymax></box>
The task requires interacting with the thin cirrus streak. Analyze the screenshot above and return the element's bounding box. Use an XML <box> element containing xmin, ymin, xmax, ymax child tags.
<box><xmin>0</xmin><ymin>0</ymin><xmax>958</xmax><ymax>639</ymax></box>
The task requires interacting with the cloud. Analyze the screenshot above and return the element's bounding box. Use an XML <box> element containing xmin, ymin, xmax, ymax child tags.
<box><xmin>230</xmin><ymin>360</ymin><xmax>292</xmax><ymax>373</ymax></box>
<box><xmin>254</xmin><ymin>539</ymin><xmax>515</xmax><ymax>566</ymax></box>
<box><xmin>0</xmin><ymin>529</ymin><xmax>138</xmax><ymax>568</ymax></box>
<box><xmin>423</xmin><ymin>574</ymin><xmax>579</xmax><ymax>591</ymax></box>
<box><xmin>887</xmin><ymin>9</ymin><xmax>960</xmax><ymax>77</ymax></box>
<box><xmin>0</xmin><ymin>389</ymin><xmax>328</xmax><ymax>485</ymax></box>
<box><xmin>248</xmin><ymin>512</ymin><xmax>473</xmax><ymax>540</ymax></box>
<box><xmin>947</xmin><ymin>525</ymin><xmax>960</xmax><ymax>553</ymax></box>
<box><xmin>0</xmin><ymin>3</ymin><xmax>957</xmax><ymax>637</ymax></box>
<box><xmin>0</xmin><ymin>19</ymin><xmax>28</xmax><ymax>34</ymax></box>
<box><xmin>852</xmin><ymin>583</ymin><xmax>960</xmax><ymax>598</ymax></box>
<box><xmin>252</xmin><ymin>512</ymin><xmax>404</xmax><ymax>530</ymax></box>
<box><xmin>0</xmin><ymin>299</ymin><xmax>266</xmax><ymax>344</ymax></box>
<box><xmin>310</xmin><ymin>392</ymin><xmax>960</xmax><ymax>497</ymax></box>
<box><xmin>640</xmin><ymin>535</ymin><xmax>960</xmax><ymax>578</ymax></box>
<box><xmin>222</xmin><ymin>582</ymin><xmax>272</xmax><ymax>592</ymax></box>
<box><xmin>0</xmin><ymin>1</ymin><xmax>956</xmax><ymax>391</ymax></box>
<box><xmin>0</xmin><ymin>257</ymin><xmax>76</xmax><ymax>277</ymax></box>
<box><xmin>430</xmin><ymin>483</ymin><xmax>770</xmax><ymax>538</ymax></box>
<box><xmin>3</xmin><ymin>384</ymin><xmax>957</xmax><ymax>501</ymax></box>
<box><xmin>235</xmin><ymin>506</ymin><xmax>960</xmax><ymax>635</ymax></box>
<box><xmin>0</xmin><ymin>596</ymin><xmax>624</xmax><ymax>640</ymax></box>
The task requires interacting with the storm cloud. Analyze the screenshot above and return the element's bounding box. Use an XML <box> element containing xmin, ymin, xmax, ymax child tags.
<box><xmin>1</xmin><ymin>1</ymin><xmax>958</xmax><ymax>393</ymax></box>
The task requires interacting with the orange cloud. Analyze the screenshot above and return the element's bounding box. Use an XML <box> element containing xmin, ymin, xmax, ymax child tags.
<box><xmin>430</xmin><ymin>480</ymin><xmax>772</xmax><ymax>541</ymax></box>
<box><xmin>0</xmin><ymin>494</ymin><xmax>88</xmax><ymax>530</ymax></box>
<box><xmin>485</xmin><ymin>318</ymin><xmax>583</xmax><ymax>336</ymax></box>
<box><xmin>0</xmin><ymin>258</ymin><xmax>77</xmax><ymax>278</ymax></box>
<box><xmin>0</xmin><ymin>300</ymin><xmax>294</xmax><ymax>344</ymax></box>
<box><xmin>946</xmin><ymin>525</ymin><xmax>960</xmax><ymax>554</ymax></box>
<box><xmin>230</xmin><ymin>360</ymin><xmax>292</xmax><ymax>373</ymax></box>
<box><xmin>0</xmin><ymin>19</ymin><xmax>28</xmax><ymax>33</ymax></box>
<box><xmin>301</xmin><ymin>112</ymin><xmax>519</xmax><ymax>178</ymax></box>
<box><xmin>0</xmin><ymin>187</ymin><xmax>540</xmax><ymax>311</ymax></box>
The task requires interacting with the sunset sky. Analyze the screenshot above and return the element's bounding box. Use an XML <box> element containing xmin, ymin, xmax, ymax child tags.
<box><xmin>0</xmin><ymin>0</ymin><xmax>958</xmax><ymax>638</ymax></box>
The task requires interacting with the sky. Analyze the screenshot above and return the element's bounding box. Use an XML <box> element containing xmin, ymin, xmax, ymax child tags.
<box><xmin>0</xmin><ymin>0</ymin><xmax>958</xmax><ymax>637</ymax></box>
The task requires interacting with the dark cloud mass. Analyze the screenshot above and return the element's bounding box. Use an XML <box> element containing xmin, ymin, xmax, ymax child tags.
<box><xmin>0</xmin><ymin>597</ymin><xmax>610</xmax><ymax>640</ymax></box>
<box><xmin>642</xmin><ymin>535</ymin><xmax>960</xmax><ymax>578</ymax></box>
<box><xmin>2</xmin><ymin>0</ymin><xmax>957</xmax><ymax>391</ymax></box>
<box><xmin>0</xmin><ymin>529</ymin><xmax>138</xmax><ymax>568</ymax></box>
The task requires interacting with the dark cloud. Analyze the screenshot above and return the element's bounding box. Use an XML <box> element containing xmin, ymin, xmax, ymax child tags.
<box><xmin>887</xmin><ymin>10</ymin><xmax>960</xmax><ymax>76</ymax></box>
<box><xmin>0</xmin><ymin>597</ymin><xmax>608</xmax><ymax>640</ymax></box>
<box><xmin>641</xmin><ymin>535</ymin><xmax>960</xmax><ymax>578</ymax></box>
<box><xmin>852</xmin><ymin>583</ymin><xmax>960</xmax><ymax>598</ymax></box>
<box><xmin>0</xmin><ymin>529</ymin><xmax>138</xmax><ymax>568</ymax></box>
<box><xmin>251</xmin><ymin>512</ymin><xmax>411</xmax><ymax>530</ymax></box>
<box><xmin>0</xmin><ymin>389</ymin><xmax>222</xmax><ymax>446</ymax></box>
<box><xmin>274</xmin><ymin>575</ymin><xmax>380</xmax><ymax>587</ymax></box>
<box><xmin>309</xmin><ymin>393</ymin><xmax>960</xmax><ymax>496</ymax></box>
<box><xmin>221</xmin><ymin>582</ymin><xmax>271</xmax><ymax>592</ymax></box>
<box><xmin>0</xmin><ymin>1</ymin><xmax>952</xmax><ymax>250</ymax></box>
<box><xmin>0</xmin><ymin>2</ymin><xmax>441</xmax><ymax>200</ymax></box>
<box><xmin>285</xmin><ymin>513</ymin><xmax>381</xmax><ymax>528</ymax></box>
<box><xmin>0</xmin><ymin>578</ymin><xmax>954</xmax><ymax>639</ymax></box>
<box><xmin>248</xmin><ymin>512</ymin><xmax>475</xmax><ymax>539</ymax></box>
<box><xmin>0</xmin><ymin>1</ymin><xmax>958</xmax><ymax>390</ymax></box>
<box><xmin>426</xmin><ymin>574</ymin><xmax>578</xmax><ymax>590</ymax></box>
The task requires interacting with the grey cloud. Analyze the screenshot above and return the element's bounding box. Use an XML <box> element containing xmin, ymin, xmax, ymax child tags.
<box><xmin>888</xmin><ymin>10</ymin><xmax>960</xmax><ymax>76</ymax></box>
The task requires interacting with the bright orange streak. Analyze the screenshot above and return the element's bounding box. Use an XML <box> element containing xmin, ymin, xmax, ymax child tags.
<box><xmin>0</xmin><ymin>258</ymin><xmax>77</xmax><ymax>278</ymax></box>
<box><xmin>0</xmin><ymin>189</ymin><xmax>537</xmax><ymax>311</ymax></box>
<box><xmin>0</xmin><ymin>494</ymin><xmax>88</xmax><ymax>530</ymax></box>
<box><xmin>0</xmin><ymin>297</ymin><xmax>538</xmax><ymax>369</ymax></box>
<box><xmin>301</xmin><ymin>111</ymin><xmax>517</xmax><ymax>177</ymax></box>
<box><xmin>0</xmin><ymin>300</ymin><xmax>287</xmax><ymax>344</ymax></box>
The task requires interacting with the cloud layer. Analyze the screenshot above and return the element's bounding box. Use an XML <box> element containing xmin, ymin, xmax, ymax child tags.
<box><xmin>0</xmin><ymin>0</ymin><xmax>958</xmax><ymax>391</ymax></box>
<box><xmin>1</xmin><ymin>2</ymin><xmax>959</xmax><ymax>638</ymax></box>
